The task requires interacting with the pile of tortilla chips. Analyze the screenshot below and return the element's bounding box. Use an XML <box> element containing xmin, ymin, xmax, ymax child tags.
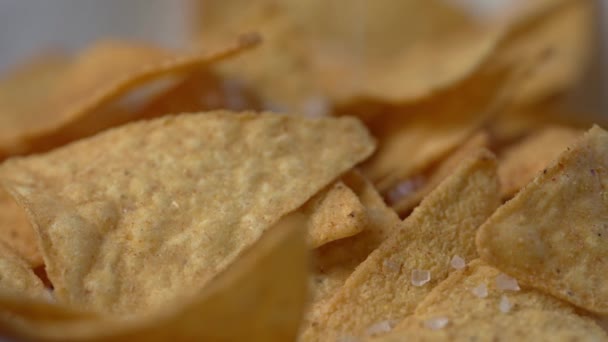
<box><xmin>0</xmin><ymin>0</ymin><xmax>606</xmax><ymax>340</ymax></box>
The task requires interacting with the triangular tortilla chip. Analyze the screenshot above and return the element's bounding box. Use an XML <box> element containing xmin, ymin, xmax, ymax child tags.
<box><xmin>0</xmin><ymin>212</ymin><xmax>309</xmax><ymax>341</ymax></box>
<box><xmin>477</xmin><ymin>125</ymin><xmax>608</xmax><ymax>314</ymax></box>
<box><xmin>0</xmin><ymin>35</ymin><xmax>258</xmax><ymax>159</ymax></box>
<box><xmin>390</xmin><ymin>131</ymin><xmax>489</xmax><ymax>216</ymax></box>
<box><xmin>311</xmin><ymin>171</ymin><xmax>400</xmax><ymax>305</ymax></box>
<box><xmin>374</xmin><ymin>260</ymin><xmax>607</xmax><ymax>341</ymax></box>
<box><xmin>498</xmin><ymin>125</ymin><xmax>581</xmax><ymax>198</ymax></box>
<box><xmin>0</xmin><ymin>111</ymin><xmax>374</xmax><ymax>315</ymax></box>
<box><xmin>304</xmin><ymin>181</ymin><xmax>367</xmax><ymax>248</ymax></box>
<box><xmin>301</xmin><ymin>149</ymin><xmax>500</xmax><ymax>340</ymax></box>
<box><xmin>0</xmin><ymin>188</ymin><xmax>40</xmax><ymax>265</ymax></box>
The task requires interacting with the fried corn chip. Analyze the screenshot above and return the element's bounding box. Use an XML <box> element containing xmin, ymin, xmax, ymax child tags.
<box><xmin>311</xmin><ymin>171</ymin><xmax>400</xmax><ymax>304</ymax></box>
<box><xmin>374</xmin><ymin>260</ymin><xmax>607</xmax><ymax>341</ymax></box>
<box><xmin>390</xmin><ymin>132</ymin><xmax>489</xmax><ymax>216</ymax></box>
<box><xmin>0</xmin><ymin>211</ymin><xmax>309</xmax><ymax>341</ymax></box>
<box><xmin>498</xmin><ymin>125</ymin><xmax>581</xmax><ymax>198</ymax></box>
<box><xmin>196</xmin><ymin>0</ymin><xmax>487</xmax><ymax>112</ymax></box>
<box><xmin>0</xmin><ymin>187</ymin><xmax>40</xmax><ymax>266</ymax></box>
<box><xmin>0</xmin><ymin>243</ymin><xmax>47</xmax><ymax>300</ymax></box>
<box><xmin>0</xmin><ymin>35</ymin><xmax>258</xmax><ymax>158</ymax></box>
<box><xmin>301</xmin><ymin>149</ymin><xmax>500</xmax><ymax>340</ymax></box>
<box><xmin>360</xmin><ymin>64</ymin><xmax>512</xmax><ymax>195</ymax></box>
<box><xmin>478</xmin><ymin>125</ymin><xmax>608</xmax><ymax>314</ymax></box>
<box><xmin>304</xmin><ymin>181</ymin><xmax>367</xmax><ymax>249</ymax></box>
<box><xmin>0</xmin><ymin>111</ymin><xmax>374</xmax><ymax>315</ymax></box>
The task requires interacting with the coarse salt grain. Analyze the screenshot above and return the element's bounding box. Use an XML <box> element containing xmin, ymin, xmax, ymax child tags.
<box><xmin>424</xmin><ymin>316</ymin><xmax>449</xmax><ymax>330</ymax></box>
<box><xmin>496</xmin><ymin>273</ymin><xmax>520</xmax><ymax>291</ymax></box>
<box><xmin>450</xmin><ymin>255</ymin><xmax>466</xmax><ymax>270</ymax></box>
<box><xmin>471</xmin><ymin>283</ymin><xmax>488</xmax><ymax>298</ymax></box>
<box><xmin>365</xmin><ymin>320</ymin><xmax>394</xmax><ymax>336</ymax></box>
<box><xmin>411</xmin><ymin>269</ymin><xmax>431</xmax><ymax>286</ymax></box>
<box><xmin>499</xmin><ymin>295</ymin><xmax>512</xmax><ymax>313</ymax></box>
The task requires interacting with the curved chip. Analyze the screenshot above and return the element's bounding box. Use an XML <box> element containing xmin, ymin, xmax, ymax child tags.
<box><xmin>301</xmin><ymin>149</ymin><xmax>499</xmax><ymax>341</ymax></box>
<box><xmin>478</xmin><ymin>125</ymin><xmax>608</xmax><ymax>314</ymax></box>
<box><xmin>0</xmin><ymin>111</ymin><xmax>374</xmax><ymax>315</ymax></box>
<box><xmin>0</xmin><ymin>187</ymin><xmax>40</xmax><ymax>266</ymax></box>
<box><xmin>0</xmin><ymin>34</ymin><xmax>259</xmax><ymax>159</ymax></box>
<box><xmin>0</xmin><ymin>211</ymin><xmax>309</xmax><ymax>341</ymax></box>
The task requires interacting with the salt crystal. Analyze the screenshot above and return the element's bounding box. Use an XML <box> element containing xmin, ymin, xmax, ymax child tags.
<box><xmin>499</xmin><ymin>295</ymin><xmax>512</xmax><ymax>313</ymax></box>
<box><xmin>471</xmin><ymin>283</ymin><xmax>488</xmax><ymax>298</ymax></box>
<box><xmin>450</xmin><ymin>255</ymin><xmax>466</xmax><ymax>270</ymax></box>
<box><xmin>365</xmin><ymin>320</ymin><xmax>394</xmax><ymax>336</ymax></box>
<box><xmin>383</xmin><ymin>259</ymin><xmax>400</xmax><ymax>272</ymax></box>
<box><xmin>496</xmin><ymin>273</ymin><xmax>520</xmax><ymax>291</ymax></box>
<box><xmin>411</xmin><ymin>269</ymin><xmax>431</xmax><ymax>286</ymax></box>
<box><xmin>385</xmin><ymin>176</ymin><xmax>425</xmax><ymax>204</ymax></box>
<box><xmin>171</xmin><ymin>200</ymin><xmax>180</xmax><ymax>208</ymax></box>
<box><xmin>424</xmin><ymin>316</ymin><xmax>449</xmax><ymax>330</ymax></box>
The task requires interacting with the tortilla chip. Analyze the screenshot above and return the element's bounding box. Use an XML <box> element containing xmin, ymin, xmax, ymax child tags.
<box><xmin>0</xmin><ymin>35</ymin><xmax>258</xmax><ymax>159</ymax></box>
<box><xmin>0</xmin><ymin>187</ymin><xmax>40</xmax><ymax>266</ymax></box>
<box><xmin>0</xmin><ymin>111</ymin><xmax>374</xmax><ymax>315</ymax></box>
<box><xmin>195</xmin><ymin>0</ymin><xmax>485</xmax><ymax>112</ymax></box>
<box><xmin>498</xmin><ymin>125</ymin><xmax>582</xmax><ymax>198</ymax></box>
<box><xmin>0</xmin><ymin>211</ymin><xmax>309</xmax><ymax>341</ymax></box>
<box><xmin>301</xmin><ymin>149</ymin><xmax>500</xmax><ymax>340</ymax></box>
<box><xmin>360</xmin><ymin>64</ymin><xmax>512</xmax><ymax>195</ymax></box>
<box><xmin>304</xmin><ymin>181</ymin><xmax>367</xmax><ymax>249</ymax></box>
<box><xmin>0</xmin><ymin>243</ymin><xmax>46</xmax><ymax>300</ymax></box>
<box><xmin>374</xmin><ymin>260</ymin><xmax>607</xmax><ymax>341</ymax></box>
<box><xmin>477</xmin><ymin>125</ymin><xmax>608</xmax><ymax>314</ymax></box>
<box><xmin>390</xmin><ymin>131</ymin><xmax>489</xmax><ymax>216</ymax></box>
<box><xmin>311</xmin><ymin>171</ymin><xmax>400</xmax><ymax>305</ymax></box>
<box><xmin>498</xmin><ymin>0</ymin><xmax>593</xmax><ymax>105</ymax></box>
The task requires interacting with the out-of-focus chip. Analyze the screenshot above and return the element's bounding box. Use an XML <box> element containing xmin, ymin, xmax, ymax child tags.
<box><xmin>0</xmin><ymin>111</ymin><xmax>374</xmax><ymax>315</ymax></box>
<box><xmin>196</xmin><ymin>0</ymin><xmax>486</xmax><ymax>112</ymax></box>
<box><xmin>477</xmin><ymin>125</ymin><xmax>608</xmax><ymax>314</ymax></box>
<box><xmin>498</xmin><ymin>125</ymin><xmax>581</xmax><ymax>198</ymax></box>
<box><xmin>303</xmin><ymin>181</ymin><xmax>367</xmax><ymax>248</ymax></box>
<box><xmin>373</xmin><ymin>260</ymin><xmax>607</xmax><ymax>341</ymax></box>
<box><xmin>390</xmin><ymin>131</ymin><xmax>489</xmax><ymax>216</ymax></box>
<box><xmin>0</xmin><ymin>211</ymin><xmax>309</xmax><ymax>341</ymax></box>
<box><xmin>300</xmin><ymin>149</ymin><xmax>500</xmax><ymax>340</ymax></box>
<box><xmin>0</xmin><ymin>35</ymin><xmax>258</xmax><ymax>159</ymax></box>
<box><xmin>0</xmin><ymin>188</ymin><xmax>40</xmax><ymax>266</ymax></box>
<box><xmin>136</xmin><ymin>70</ymin><xmax>263</xmax><ymax>119</ymax></box>
<box><xmin>0</xmin><ymin>243</ymin><xmax>46</xmax><ymax>300</ymax></box>
<box><xmin>360</xmin><ymin>64</ymin><xmax>512</xmax><ymax>195</ymax></box>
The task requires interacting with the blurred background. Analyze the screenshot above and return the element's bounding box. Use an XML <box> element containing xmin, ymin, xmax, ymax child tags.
<box><xmin>0</xmin><ymin>0</ymin><xmax>605</xmax><ymax>113</ymax></box>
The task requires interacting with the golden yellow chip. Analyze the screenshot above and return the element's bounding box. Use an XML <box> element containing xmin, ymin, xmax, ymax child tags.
<box><xmin>304</xmin><ymin>181</ymin><xmax>367</xmax><ymax>248</ymax></box>
<box><xmin>478</xmin><ymin>125</ymin><xmax>608</xmax><ymax>314</ymax></box>
<box><xmin>311</xmin><ymin>171</ymin><xmax>400</xmax><ymax>304</ymax></box>
<box><xmin>390</xmin><ymin>131</ymin><xmax>489</xmax><ymax>216</ymax></box>
<box><xmin>0</xmin><ymin>188</ymin><xmax>40</xmax><ymax>266</ymax></box>
<box><xmin>0</xmin><ymin>211</ymin><xmax>309</xmax><ymax>341</ymax></box>
<box><xmin>0</xmin><ymin>242</ymin><xmax>47</xmax><ymax>300</ymax></box>
<box><xmin>195</xmin><ymin>0</ymin><xmax>478</xmax><ymax>113</ymax></box>
<box><xmin>0</xmin><ymin>111</ymin><xmax>374</xmax><ymax>315</ymax></box>
<box><xmin>374</xmin><ymin>260</ymin><xmax>607</xmax><ymax>341</ymax></box>
<box><xmin>0</xmin><ymin>35</ymin><xmax>258</xmax><ymax>159</ymax></box>
<box><xmin>301</xmin><ymin>149</ymin><xmax>499</xmax><ymax>340</ymax></box>
<box><xmin>498</xmin><ymin>125</ymin><xmax>581</xmax><ymax>198</ymax></box>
